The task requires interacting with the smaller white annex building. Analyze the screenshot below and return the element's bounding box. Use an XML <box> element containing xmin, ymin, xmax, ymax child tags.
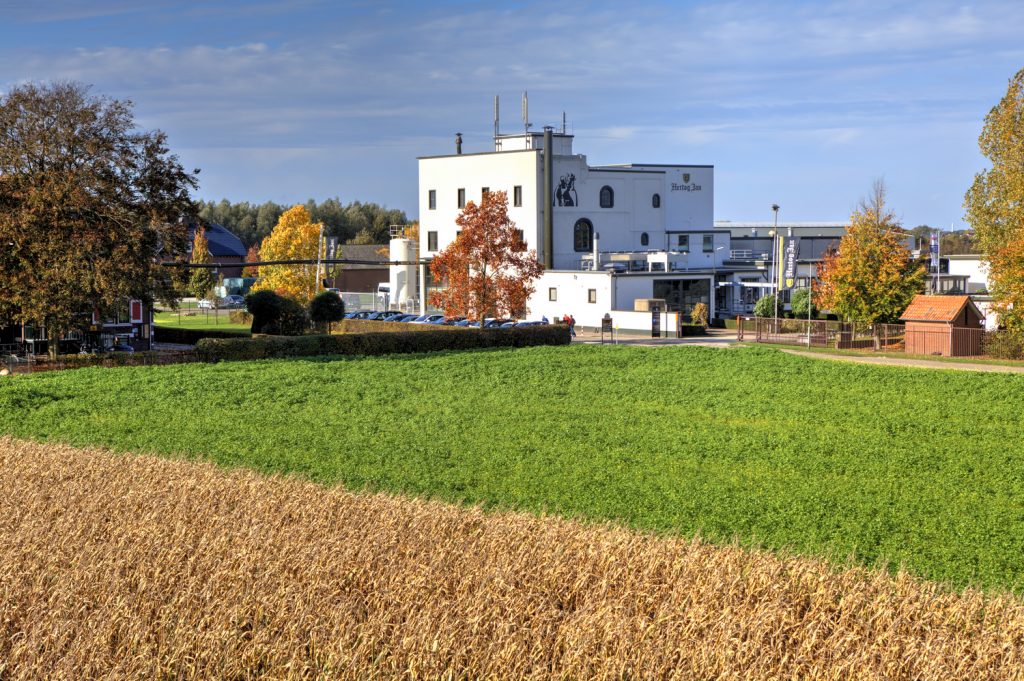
<box><xmin>396</xmin><ymin>115</ymin><xmax>855</xmax><ymax>331</ymax></box>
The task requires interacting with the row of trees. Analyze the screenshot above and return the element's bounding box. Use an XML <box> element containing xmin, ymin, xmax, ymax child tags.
<box><xmin>197</xmin><ymin>198</ymin><xmax>406</xmax><ymax>248</ymax></box>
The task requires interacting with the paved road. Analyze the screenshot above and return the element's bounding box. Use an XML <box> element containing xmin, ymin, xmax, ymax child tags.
<box><xmin>780</xmin><ymin>348</ymin><xmax>1024</xmax><ymax>374</ymax></box>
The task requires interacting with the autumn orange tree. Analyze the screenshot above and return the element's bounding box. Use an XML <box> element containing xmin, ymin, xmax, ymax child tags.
<box><xmin>816</xmin><ymin>182</ymin><xmax>925</xmax><ymax>325</ymax></box>
<box><xmin>429</xmin><ymin>191</ymin><xmax>543</xmax><ymax>322</ymax></box>
<box><xmin>964</xmin><ymin>67</ymin><xmax>1024</xmax><ymax>331</ymax></box>
<box><xmin>251</xmin><ymin>205</ymin><xmax>323</xmax><ymax>305</ymax></box>
<box><xmin>242</xmin><ymin>244</ymin><xmax>260</xmax><ymax>278</ymax></box>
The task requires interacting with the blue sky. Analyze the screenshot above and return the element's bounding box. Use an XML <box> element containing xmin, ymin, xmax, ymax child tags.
<box><xmin>2</xmin><ymin>0</ymin><xmax>1022</xmax><ymax>228</ymax></box>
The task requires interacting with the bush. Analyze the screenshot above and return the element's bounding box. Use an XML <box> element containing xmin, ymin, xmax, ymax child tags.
<box><xmin>690</xmin><ymin>303</ymin><xmax>709</xmax><ymax>328</ymax></box>
<box><xmin>754</xmin><ymin>294</ymin><xmax>780</xmax><ymax>319</ymax></box>
<box><xmin>275</xmin><ymin>297</ymin><xmax>309</xmax><ymax>336</ymax></box>
<box><xmin>984</xmin><ymin>330</ymin><xmax>1024</xmax><ymax>360</ymax></box>
<box><xmin>338</xmin><ymin>319</ymin><xmax>463</xmax><ymax>334</ymax></box>
<box><xmin>245</xmin><ymin>290</ymin><xmax>308</xmax><ymax>336</ymax></box>
<box><xmin>790</xmin><ymin>288</ymin><xmax>817</xmax><ymax>319</ymax></box>
<box><xmin>246</xmin><ymin>290</ymin><xmax>284</xmax><ymax>334</ymax></box>
<box><xmin>309</xmin><ymin>292</ymin><xmax>345</xmax><ymax>333</ymax></box>
<box><xmin>153</xmin><ymin>326</ymin><xmax>250</xmax><ymax>345</ymax></box>
<box><xmin>195</xmin><ymin>325</ymin><xmax>571</xmax><ymax>362</ymax></box>
<box><xmin>229</xmin><ymin>310</ymin><xmax>253</xmax><ymax>325</ymax></box>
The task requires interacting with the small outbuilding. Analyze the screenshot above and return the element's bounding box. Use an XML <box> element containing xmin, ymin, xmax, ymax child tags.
<box><xmin>899</xmin><ymin>295</ymin><xmax>985</xmax><ymax>357</ymax></box>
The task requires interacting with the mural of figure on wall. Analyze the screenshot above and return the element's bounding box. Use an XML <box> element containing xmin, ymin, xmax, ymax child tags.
<box><xmin>554</xmin><ymin>173</ymin><xmax>578</xmax><ymax>207</ymax></box>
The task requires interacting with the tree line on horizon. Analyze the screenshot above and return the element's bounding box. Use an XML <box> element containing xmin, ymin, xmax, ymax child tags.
<box><xmin>196</xmin><ymin>198</ymin><xmax>408</xmax><ymax>249</ymax></box>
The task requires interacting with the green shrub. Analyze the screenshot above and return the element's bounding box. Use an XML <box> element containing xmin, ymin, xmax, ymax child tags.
<box><xmin>245</xmin><ymin>290</ymin><xmax>307</xmax><ymax>336</ymax></box>
<box><xmin>338</xmin><ymin>319</ymin><xmax>464</xmax><ymax>334</ymax></box>
<box><xmin>196</xmin><ymin>325</ymin><xmax>571</xmax><ymax>362</ymax></box>
<box><xmin>153</xmin><ymin>326</ymin><xmax>250</xmax><ymax>345</ymax></box>
<box><xmin>984</xmin><ymin>330</ymin><xmax>1024</xmax><ymax>360</ymax></box>
<box><xmin>309</xmin><ymin>292</ymin><xmax>345</xmax><ymax>333</ymax></box>
<box><xmin>275</xmin><ymin>297</ymin><xmax>309</xmax><ymax>336</ymax></box>
<box><xmin>754</xmin><ymin>294</ymin><xmax>780</xmax><ymax>318</ymax></box>
<box><xmin>677</xmin><ymin>324</ymin><xmax>707</xmax><ymax>337</ymax></box>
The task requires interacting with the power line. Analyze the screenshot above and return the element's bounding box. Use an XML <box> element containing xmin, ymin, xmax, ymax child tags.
<box><xmin>162</xmin><ymin>258</ymin><xmax>424</xmax><ymax>269</ymax></box>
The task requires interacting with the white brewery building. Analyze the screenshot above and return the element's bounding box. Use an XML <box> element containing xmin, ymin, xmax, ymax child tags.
<box><xmin>390</xmin><ymin>112</ymin><xmax>849</xmax><ymax>330</ymax></box>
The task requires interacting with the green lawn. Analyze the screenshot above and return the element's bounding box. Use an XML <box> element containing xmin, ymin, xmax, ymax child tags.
<box><xmin>154</xmin><ymin>309</ymin><xmax>250</xmax><ymax>333</ymax></box>
<box><xmin>2</xmin><ymin>344</ymin><xmax>1023</xmax><ymax>592</ymax></box>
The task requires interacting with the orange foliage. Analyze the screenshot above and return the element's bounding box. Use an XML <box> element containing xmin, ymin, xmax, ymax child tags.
<box><xmin>242</xmin><ymin>244</ymin><xmax>260</xmax><ymax>278</ymax></box>
<box><xmin>429</xmin><ymin>192</ymin><xmax>542</xmax><ymax>320</ymax></box>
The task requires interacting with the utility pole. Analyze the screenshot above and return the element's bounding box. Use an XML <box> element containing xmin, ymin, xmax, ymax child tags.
<box><xmin>771</xmin><ymin>204</ymin><xmax>780</xmax><ymax>325</ymax></box>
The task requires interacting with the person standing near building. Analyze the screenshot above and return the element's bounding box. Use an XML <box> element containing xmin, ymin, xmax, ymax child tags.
<box><xmin>568</xmin><ymin>314</ymin><xmax>577</xmax><ymax>338</ymax></box>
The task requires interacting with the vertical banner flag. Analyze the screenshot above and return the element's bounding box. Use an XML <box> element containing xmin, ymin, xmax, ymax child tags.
<box><xmin>780</xmin><ymin>237</ymin><xmax>799</xmax><ymax>290</ymax></box>
<box><xmin>930</xmin><ymin>231</ymin><xmax>939</xmax><ymax>272</ymax></box>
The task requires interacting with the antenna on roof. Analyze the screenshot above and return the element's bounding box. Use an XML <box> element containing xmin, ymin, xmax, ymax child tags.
<box><xmin>522</xmin><ymin>91</ymin><xmax>531</xmax><ymax>135</ymax></box>
<box><xmin>494</xmin><ymin>94</ymin><xmax>500</xmax><ymax>139</ymax></box>
<box><xmin>562</xmin><ymin>111</ymin><xmax>566</xmax><ymax>134</ymax></box>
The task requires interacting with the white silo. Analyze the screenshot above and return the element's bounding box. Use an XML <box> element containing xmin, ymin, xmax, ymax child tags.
<box><xmin>389</xmin><ymin>235</ymin><xmax>419</xmax><ymax>312</ymax></box>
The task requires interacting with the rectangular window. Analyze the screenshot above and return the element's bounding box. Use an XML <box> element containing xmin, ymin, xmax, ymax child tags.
<box><xmin>703</xmin><ymin>234</ymin><xmax>714</xmax><ymax>252</ymax></box>
<box><xmin>588</xmin><ymin>289</ymin><xmax>597</xmax><ymax>304</ymax></box>
<box><xmin>427</xmin><ymin>231</ymin><xmax>438</xmax><ymax>252</ymax></box>
<box><xmin>428</xmin><ymin>190</ymin><xmax>436</xmax><ymax>210</ymax></box>
<box><xmin>516</xmin><ymin>229</ymin><xmax>525</xmax><ymax>245</ymax></box>
<box><xmin>549</xmin><ymin>287</ymin><xmax>557</xmax><ymax>302</ymax></box>
<box><xmin>481</xmin><ymin>186</ymin><xmax>489</xmax><ymax>197</ymax></box>
<box><xmin>513</xmin><ymin>185</ymin><xmax>522</xmax><ymax>207</ymax></box>
<box><xmin>677</xmin><ymin>234</ymin><xmax>689</xmax><ymax>251</ymax></box>
<box><xmin>457</xmin><ymin>188</ymin><xmax>466</xmax><ymax>208</ymax></box>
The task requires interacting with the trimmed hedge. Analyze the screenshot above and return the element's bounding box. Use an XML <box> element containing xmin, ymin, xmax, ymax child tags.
<box><xmin>677</xmin><ymin>324</ymin><xmax>707</xmax><ymax>337</ymax></box>
<box><xmin>154</xmin><ymin>326</ymin><xmax>251</xmax><ymax>345</ymax></box>
<box><xmin>338</xmin><ymin>319</ymin><xmax>464</xmax><ymax>334</ymax></box>
<box><xmin>195</xmin><ymin>325</ymin><xmax>571</xmax><ymax>362</ymax></box>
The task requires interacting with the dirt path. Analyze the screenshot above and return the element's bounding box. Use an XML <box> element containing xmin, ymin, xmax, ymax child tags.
<box><xmin>781</xmin><ymin>348</ymin><xmax>1024</xmax><ymax>374</ymax></box>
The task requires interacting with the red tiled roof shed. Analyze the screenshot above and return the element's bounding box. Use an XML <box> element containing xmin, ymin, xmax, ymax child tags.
<box><xmin>899</xmin><ymin>295</ymin><xmax>985</xmax><ymax>356</ymax></box>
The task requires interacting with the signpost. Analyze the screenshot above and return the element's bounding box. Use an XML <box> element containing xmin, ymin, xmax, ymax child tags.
<box><xmin>651</xmin><ymin>304</ymin><xmax>662</xmax><ymax>338</ymax></box>
<box><xmin>601</xmin><ymin>313</ymin><xmax>613</xmax><ymax>344</ymax></box>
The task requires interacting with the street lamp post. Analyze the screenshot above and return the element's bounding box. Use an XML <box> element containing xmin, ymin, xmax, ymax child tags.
<box><xmin>771</xmin><ymin>204</ymin><xmax>780</xmax><ymax>326</ymax></box>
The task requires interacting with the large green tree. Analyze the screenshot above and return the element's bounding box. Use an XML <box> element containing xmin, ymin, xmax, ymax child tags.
<box><xmin>816</xmin><ymin>182</ymin><xmax>926</xmax><ymax>325</ymax></box>
<box><xmin>0</xmin><ymin>82</ymin><xmax>198</xmax><ymax>346</ymax></box>
<box><xmin>964</xmin><ymin>67</ymin><xmax>1024</xmax><ymax>330</ymax></box>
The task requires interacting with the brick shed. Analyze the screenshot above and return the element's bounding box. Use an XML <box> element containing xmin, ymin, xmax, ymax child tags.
<box><xmin>899</xmin><ymin>295</ymin><xmax>985</xmax><ymax>357</ymax></box>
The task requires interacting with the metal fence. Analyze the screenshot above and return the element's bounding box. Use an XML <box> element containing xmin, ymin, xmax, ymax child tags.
<box><xmin>737</xmin><ymin>317</ymin><xmax>989</xmax><ymax>357</ymax></box>
<box><xmin>1</xmin><ymin>346</ymin><xmax>201</xmax><ymax>376</ymax></box>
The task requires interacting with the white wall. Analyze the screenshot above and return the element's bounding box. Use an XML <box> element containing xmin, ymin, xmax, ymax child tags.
<box><xmin>947</xmin><ymin>255</ymin><xmax>990</xmax><ymax>293</ymax></box>
<box><xmin>527</xmin><ymin>271</ymin><xmax>614</xmax><ymax>327</ymax></box>
<box><xmin>419</xmin><ymin>150</ymin><xmax>541</xmax><ymax>257</ymax></box>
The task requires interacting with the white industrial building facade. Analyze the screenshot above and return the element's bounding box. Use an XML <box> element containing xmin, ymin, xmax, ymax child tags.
<box><xmin>394</xmin><ymin>124</ymin><xmax>851</xmax><ymax>330</ymax></box>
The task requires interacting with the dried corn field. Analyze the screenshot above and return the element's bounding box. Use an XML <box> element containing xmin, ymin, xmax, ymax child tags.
<box><xmin>2</xmin><ymin>437</ymin><xmax>1024</xmax><ymax>680</ymax></box>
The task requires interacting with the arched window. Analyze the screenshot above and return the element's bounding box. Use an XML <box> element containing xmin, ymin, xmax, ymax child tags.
<box><xmin>599</xmin><ymin>185</ymin><xmax>614</xmax><ymax>208</ymax></box>
<box><xmin>640</xmin><ymin>232</ymin><xmax>649</xmax><ymax>247</ymax></box>
<box><xmin>573</xmin><ymin>218</ymin><xmax>593</xmax><ymax>252</ymax></box>
<box><xmin>652</xmin><ymin>193</ymin><xmax>661</xmax><ymax>208</ymax></box>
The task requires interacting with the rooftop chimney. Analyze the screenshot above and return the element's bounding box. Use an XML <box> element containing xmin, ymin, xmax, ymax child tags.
<box><xmin>455</xmin><ymin>132</ymin><xmax>463</xmax><ymax>155</ymax></box>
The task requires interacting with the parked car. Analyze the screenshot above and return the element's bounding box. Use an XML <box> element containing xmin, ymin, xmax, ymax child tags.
<box><xmin>109</xmin><ymin>343</ymin><xmax>135</xmax><ymax>353</ymax></box>
<box><xmin>380</xmin><ymin>311</ymin><xmax>407</xmax><ymax>321</ymax></box>
<box><xmin>515</xmin><ymin>320</ymin><xmax>545</xmax><ymax>327</ymax></box>
<box><xmin>223</xmin><ymin>294</ymin><xmax>246</xmax><ymax>308</ymax></box>
<box><xmin>484</xmin><ymin>319</ymin><xmax>511</xmax><ymax>328</ymax></box>
<box><xmin>411</xmin><ymin>314</ymin><xmax>446</xmax><ymax>325</ymax></box>
<box><xmin>393</xmin><ymin>313</ymin><xmax>419</xmax><ymax>322</ymax></box>
<box><xmin>443</xmin><ymin>316</ymin><xmax>467</xmax><ymax>325</ymax></box>
<box><xmin>196</xmin><ymin>299</ymin><xmax>215</xmax><ymax>310</ymax></box>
